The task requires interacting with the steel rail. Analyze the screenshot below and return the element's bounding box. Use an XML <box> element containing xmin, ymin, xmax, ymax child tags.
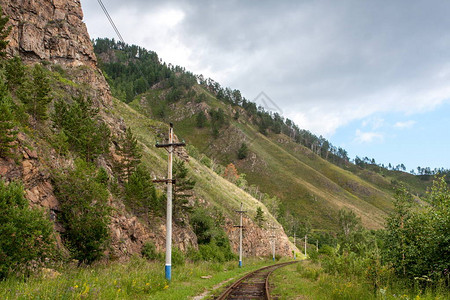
<box><xmin>216</xmin><ymin>261</ymin><xmax>298</xmax><ymax>300</ymax></box>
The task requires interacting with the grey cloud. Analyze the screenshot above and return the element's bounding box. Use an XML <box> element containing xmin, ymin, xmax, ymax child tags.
<box><xmin>82</xmin><ymin>0</ymin><xmax>450</xmax><ymax>134</ymax></box>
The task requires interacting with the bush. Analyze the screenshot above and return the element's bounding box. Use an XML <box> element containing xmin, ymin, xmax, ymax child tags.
<box><xmin>53</xmin><ymin>159</ymin><xmax>110</xmax><ymax>264</ymax></box>
<box><xmin>297</xmin><ymin>263</ymin><xmax>321</xmax><ymax>281</ymax></box>
<box><xmin>170</xmin><ymin>247</ymin><xmax>185</xmax><ymax>267</ymax></box>
<box><xmin>141</xmin><ymin>241</ymin><xmax>162</xmax><ymax>261</ymax></box>
<box><xmin>189</xmin><ymin>207</ymin><xmax>236</xmax><ymax>262</ymax></box>
<box><xmin>0</xmin><ymin>180</ymin><xmax>56</xmax><ymax>279</ymax></box>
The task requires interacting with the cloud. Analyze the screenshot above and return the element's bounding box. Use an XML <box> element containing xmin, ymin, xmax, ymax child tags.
<box><xmin>394</xmin><ymin>120</ymin><xmax>416</xmax><ymax>129</ymax></box>
<box><xmin>354</xmin><ymin>129</ymin><xmax>384</xmax><ymax>144</ymax></box>
<box><xmin>81</xmin><ymin>0</ymin><xmax>450</xmax><ymax>137</ymax></box>
<box><xmin>362</xmin><ymin>117</ymin><xmax>384</xmax><ymax>130</ymax></box>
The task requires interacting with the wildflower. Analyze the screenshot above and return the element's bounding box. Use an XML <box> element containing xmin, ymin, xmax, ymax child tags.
<box><xmin>146</xmin><ymin>282</ymin><xmax>150</xmax><ymax>286</ymax></box>
<box><xmin>164</xmin><ymin>284</ymin><xmax>169</xmax><ymax>289</ymax></box>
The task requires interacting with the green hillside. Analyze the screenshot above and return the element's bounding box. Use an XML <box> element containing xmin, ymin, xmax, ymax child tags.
<box><xmin>93</xmin><ymin>38</ymin><xmax>434</xmax><ymax>234</ymax></box>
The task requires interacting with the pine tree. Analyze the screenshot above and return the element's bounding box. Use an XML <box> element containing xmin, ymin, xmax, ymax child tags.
<box><xmin>5</xmin><ymin>56</ymin><xmax>26</xmax><ymax>91</ymax></box>
<box><xmin>115</xmin><ymin>127</ymin><xmax>142</xmax><ymax>181</ymax></box>
<box><xmin>195</xmin><ymin>111</ymin><xmax>207</xmax><ymax>128</ymax></box>
<box><xmin>0</xmin><ymin>73</ymin><xmax>17</xmax><ymax>158</ymax></box>
<box><xmin>124</xmin><ymin>165</ymin><xmax>158</xmax><ymax>216</ymax></box>
<box><xmin>0</xmin><ymin>6</ymin><xmax>11</xmax><ymax>58</ymax></box>
<box><xmin>173</xmin><ymin>159</ymin><xmax>196</xmax><ymax>219</ymax></box>
<box><xmin>52</xmin><ymin>95</ymin><xmax>110</xmax><ymax>162</ymax></box>
<box><xmin>237</xmin><ymin>142</ymin><xmax>248</xmax><ymax>159</ymax></box>
<box><xmin>20</xmin><ymin>64</ymin><xmax>52</xmax><ymax>122</ymax></box>
<box><xmin>254</xmin><ymin>206</ymin><xmax>265</xmax><ymax>228</ymax></box>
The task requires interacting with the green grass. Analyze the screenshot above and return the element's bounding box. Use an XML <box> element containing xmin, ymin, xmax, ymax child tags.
<box><xmin>0</xmin><ymin>257</ymin><xmax>281</xmax><ymax>299</ymax></box>
<box><xmin>270</xmin><ymin>260</ymin><xmax>450</xmax><ymax>300</ymax></box>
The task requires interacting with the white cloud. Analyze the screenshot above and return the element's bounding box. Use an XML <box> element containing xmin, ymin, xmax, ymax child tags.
<box><xmin>354</xmin><ymin>129</ymin><xmax>384</xmax><ymax>144</ymax></box>
<box><xmin>362</xmin><ymin>117</ymin><xmax>384</xmax><ymax>129</ymax></box>
<box><xmin>82</xmin><ymin>0</ymin><xmax>450</xmax><ymax>139</ymax></box>
<box><xmin>394</xmin><ymin>120</ymin><xmax>416</xmax><ymax>129</ymax></box>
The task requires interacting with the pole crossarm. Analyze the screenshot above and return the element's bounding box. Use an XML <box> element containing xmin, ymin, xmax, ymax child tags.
<box><xmin>152</xmin><ymin>179</ymin><xmax>176</xmax><ymax>184</ymax></box>
<box><xmin>155</xmin><ymin>142</ymin><xmax>186</xmax><ymax>148</ymax></box>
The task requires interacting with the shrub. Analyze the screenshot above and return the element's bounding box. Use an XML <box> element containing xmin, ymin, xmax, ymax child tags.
<box><xmin>171</xmin><ymin>247</ymin><xmax>185</xmax><ymax>267</ymax></box>
<box><xmin>297</xmin><ymin>263</ymin><xmax>321</xmax><ymax>281</ymax></box>
<box><xmin>141</xmin><ymin>241</ymin><xmax>162</xmax><ymax>261</ymax></box>
<box><xmin>189</xmin><ymin>207</ymin><xmax>236</xmax><ymax>262</ymax></box>
<box><xmin>0</xmin><ymin>180</ymin><xmax>56</xmax><ymax>279</ymax></box>
<box><xmin>53</xmin><ymin>159</ymin><xmax>110</xmax><ymax>264</ymax></box>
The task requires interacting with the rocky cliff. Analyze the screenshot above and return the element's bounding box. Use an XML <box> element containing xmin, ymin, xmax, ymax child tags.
<box><xmin>0</xmin><ymin>0</ymin><xmax>297</xmax><ymax>259</ymax></box>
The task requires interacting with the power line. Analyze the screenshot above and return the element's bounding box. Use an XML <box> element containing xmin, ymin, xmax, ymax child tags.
<box><xmin>97</xmin><ymin>0</ymin><xmax>125</xmax><ymax>44</ymax></box>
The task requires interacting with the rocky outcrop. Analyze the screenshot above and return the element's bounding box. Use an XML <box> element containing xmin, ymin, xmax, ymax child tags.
<box><xmin>0</xmin><ymin>0</ymin><xmax>295</xmax><ymax>260</ymax></box>
<box><xmin>0</xmin><ymin>0</ymin><xmax>111</xmax><ymax>107</ymax></box>
<box><xmin>226</xmin><ymin>217</ymin><xmax>295</xmax><ymax>258</ymax></box>
<box><xmin>1</xmin><ymin>0</ymin><xmax>94</xmax><ymax>66</ymax></box>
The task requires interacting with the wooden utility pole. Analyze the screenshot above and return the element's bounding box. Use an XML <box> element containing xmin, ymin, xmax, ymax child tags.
<box><xmin>293</xmin><ymin>232</ymin><xmax>296</xmax><ymax>260</ymax></box>
<box><xmin>234</xmin><ymin>203</ymin><xmax>246</xmax><ymax>267</ymax></box>
<box><xmin>304</xmin><ymin>235</ymin><xmax>307</xmax><ymax>257</ymax></box>
<box><xmin>269</xmin><ymin>225</ymin><xmax>276</xmax><ymax>261</ymax></box>
<box><xmin>154</xmin><ymin>123</ymin><xmax>185</xmax><ymax>281</ymax></box>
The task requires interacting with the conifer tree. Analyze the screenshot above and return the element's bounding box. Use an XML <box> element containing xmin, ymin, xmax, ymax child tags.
<box><xmin>20</xmin><ymin>64</ymin><xmax>52</xmax><ymax>122</ymax></box>
<box><xmin>0</xmin><ymin>76</ymin><xmax>16</xmax><ymax>158</ymax></box>
<box><xmin>5</xmin><ymin>56</ymin><xmax>25</xmax><ymax>91</ymax></box>
<box><xmin>237</xmin><ymin>142</ymin><xmax>248</xmax><ymax>159</ymax></box>
<box><xmin>115</xmin><ymin>127</ymin><xmax>142</xmax><ymax>181</ymax></box>
<box><xmin>0</xmin><ymin>6</ymin><xmax>11</xmax><ymax>58</ymax></box>
<box><xmin>173</xmin><ymin>159</ymin><xmax>196</xmax><ymax>219</ymax></box>
<box><xmin>255</xmin><ymin>206</ymin><xmax>265</xmax><ymax>228</ymax></box>
<box><xmin>195</xmin><ymin>111</ymin><xmax>207</xmax><ymax>128</ymax></box>
<box><xmin>124</xmin><ymin>165</ymin><xmax>158</xmax><ymax>216</ymax></box>
<box><xmin>53</xmin><ymin>95</ymin><xmax>110</xmax><ymax>162</ymax></box>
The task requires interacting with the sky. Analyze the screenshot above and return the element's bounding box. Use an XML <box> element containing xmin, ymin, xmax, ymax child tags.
<box><xmin>81</xmin><ymin>0</ymin><xmax>450</xmax><ymax>171</ymax></box>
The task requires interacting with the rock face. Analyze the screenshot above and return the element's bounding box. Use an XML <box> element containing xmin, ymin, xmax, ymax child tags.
<box><xmin>0</xmin><ymin>0</ymin><xmax>296</xmax><ymax>260</ymax></box>
<box><xmin>0</xmin><ymin>0</ymin><xmax>111</xmax><ymax>107</ymax></box>
<box><xmin>1</xmin><ymin>0</ymin><xmax>95</xmax><ymax>66</ymax></box>
<box><xmin>226</xmin><ymin>217</ymin><xmax>295</xmax><ymax>258</ymax></box>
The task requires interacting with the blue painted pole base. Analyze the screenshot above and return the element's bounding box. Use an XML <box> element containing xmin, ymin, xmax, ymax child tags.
<box><xmin>239</xmin><ymin>260</ymin><xmax>242</xmax><ymax>268</ymax></box>
<box><xmin>273</xmin><ymin>257</ymin><xmax>275</xmax><ymax>261</ymax></box>
<box><xmin>165</xmin><ymin>265</ymin><xmax>172</xmax><ymax>281</ymax></box>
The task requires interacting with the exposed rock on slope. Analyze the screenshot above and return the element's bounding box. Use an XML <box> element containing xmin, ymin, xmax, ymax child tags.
<box><xmin>0</xmin><ymin>0</ymin><xmax>297</xmax><ymax>259</ymax></box>
<box><xmin>0</xmin><ymin>0</ymin><xmax>111</xmax><ymax>106</ymax></box>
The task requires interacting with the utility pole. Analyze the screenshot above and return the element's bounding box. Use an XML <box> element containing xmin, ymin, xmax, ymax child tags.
<box><xmin>316</xmin><ymin>240</ymin><xmax>319</xmax><ymax>252</ymax></box>
<box><xmin>154</xmin><ymin>123</ymin><xmax>185</xmax><ymax>281</ymax></box>
<box><xmin>269</xmin><ymin>225</ymin><xmax>276</xmax><ymax>261</ymax></box>
<box><xmin>234</xmin><ymin>203</ymin><xmax>246</xmax><ymax>267</ymax></box>
<box><xmin>304</xmin><ymin>235</ymin><xmax>307</xmax><ymax>258</ymax></box>
<box><xmin>293</xmin><ymin>232</ymin><xmax>296</xmax><ymax>260</ymax></box>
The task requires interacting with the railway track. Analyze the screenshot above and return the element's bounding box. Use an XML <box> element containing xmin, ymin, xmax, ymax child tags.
<box><xmin>215</xmin><ymin>261</ymin><xmax>298</xmax><ymax>300</ymax></box>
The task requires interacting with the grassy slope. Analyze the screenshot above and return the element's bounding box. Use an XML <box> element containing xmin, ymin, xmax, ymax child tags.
<box><xmin>133</xmin><ymin>86</ymin><xmax>432</xmax><ymax>231</ymax></box>
<box><xmin>111</xmin><ymin>98</ymin><xmax>282</xmax><ymax>227</ymax></box>
<box><xmin>121</xmin><ymin>83</ymin><xmax>435</xmax><ymax>232</ymax></box>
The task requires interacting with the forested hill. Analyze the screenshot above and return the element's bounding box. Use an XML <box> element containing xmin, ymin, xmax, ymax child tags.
<box><xmin>93</xmin><ymin>38</ymin><xmax>434</xmax><ymax>235</ymax></box>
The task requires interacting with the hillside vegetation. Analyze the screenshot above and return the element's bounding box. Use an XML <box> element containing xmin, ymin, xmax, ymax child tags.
<box><xmin>93</xmin><ymin>38</ymin><xmax>434</xmax><ymax>236</ymax></box>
